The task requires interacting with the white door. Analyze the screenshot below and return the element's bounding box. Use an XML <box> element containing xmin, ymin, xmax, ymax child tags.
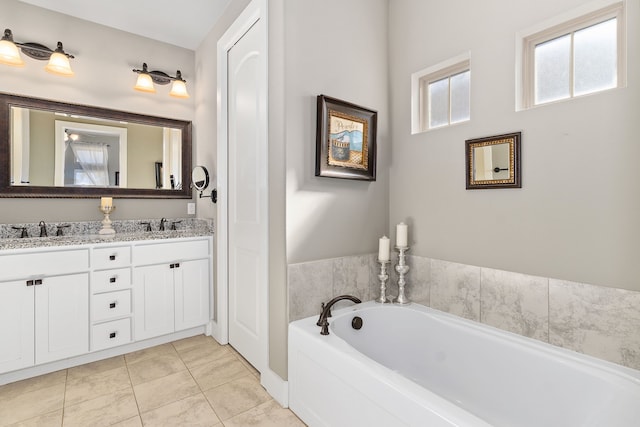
<box><xmin>0</xmin><ymin>279</ymin><xmax>34</xmax><ymax>373</ymax></box>
<box><xmin>174</xmin><ymin>258</ymin><xmax>210</xmax><ymax>331</ymax></box>
<box><xmin>223</xmin><ymin>0</ymin><xmax>268</xmax><ymax>373</ymax></box>
<box><xmin>133</xmin><ymin>264</ymin><xmax>175</xmax><ymax>340</ymax></box>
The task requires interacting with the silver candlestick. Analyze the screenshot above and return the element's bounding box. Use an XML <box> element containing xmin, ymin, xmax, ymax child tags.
<box><xmin>375</xmin><ymin>260</ymin><xmax>392</xmax><ymax>304</ymax></box>
<box><xmin>99</xmin><ymin>205</ymin><xmax>116</xmax><ymax>235</ymax></box>
<box><xmin>394</xmin><ymin>246</ymin><xmax>411</xmax><ymax>304</ymax></box>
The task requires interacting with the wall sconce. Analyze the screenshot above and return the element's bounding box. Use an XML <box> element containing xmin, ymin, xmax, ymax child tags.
<box><xmin>132</xmin><ymin>63</ymin><xmax>190</xmax><ymax>99</ymax></box>
<box><xmin>0</xmin><ymin>28</ymin><xmax>75</xmax><ymax>76</ymax></box>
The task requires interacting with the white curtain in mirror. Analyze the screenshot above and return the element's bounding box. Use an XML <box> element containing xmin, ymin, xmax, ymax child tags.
<box><xmin>68</xmin><ymin>142</ymin><xmax>110</xmax><ymax>186</ymax></box>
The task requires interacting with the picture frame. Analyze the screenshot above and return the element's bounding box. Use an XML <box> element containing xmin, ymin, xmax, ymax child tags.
<box><xmin>465</xmin><ymin>132</ymin><xmax>521</xmax><ymax>189</ymax></box>
<box><xmin>315</xmin><ymin>95</ymin><xmax>377</xmax><ymax>181</ymax></box>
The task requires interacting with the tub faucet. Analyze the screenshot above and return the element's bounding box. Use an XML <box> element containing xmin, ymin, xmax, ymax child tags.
<box><xmin>317</xmin><ymin>295</ymin><xmax>362</xmax><ymax>335</ymax></box>
<box><xmin>38</xmin><ymin>220</ymin><xmax>47</xmax><ymax>237</ymax></box>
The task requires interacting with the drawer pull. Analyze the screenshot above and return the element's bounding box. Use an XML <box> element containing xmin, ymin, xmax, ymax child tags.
<box><xmin>26</xmin><ymin>280</ymin><xmax>34</xmax><ymax>286</ymax></box>
<box><xmin>109</xmin><ymin>302</ymin><xmax>117</xmax><ymax>309</ymax></box>
<box><xmin>109</xmin><ymin>255</ymin><xmax>116</xmax><ymax>261</ymax></box>
<box><xmin>35</xmin><ymin>279</ymin><xmax>43</xmax><ymax>285</ymax></box>
<box><xmin>170</xmin><ymin>263</ymin><xmax>174</xmax><ymax>269</ymax></box>
<box><xmin>109</xmin><ymin>332</ymin><xmax>117</xmax><ymax>339</ymax></box>
<box><xmin>174</xmin><ymin>263</ymin><xmax>180</xmax><ymax>268</ymax></box>
<box><xmin>109</xmin><ymin>276</ymin><xmax>117</xmax><ymax>283</ymax></box>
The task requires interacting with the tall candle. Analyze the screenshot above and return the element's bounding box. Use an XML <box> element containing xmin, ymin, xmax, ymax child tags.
<box><xmin>101</xmin><ymin>197</ymin><xmax>112</xmax><ymax>209</ymax></box>
<box><xmin>396</xmin><ymin>222</ymin><xmax>408</xmax><ymax>247</ymax></box>
<box><xmin>378</xmin><ymin>235</ymin><xmax>390</xmax><ymax>261</ymax></box>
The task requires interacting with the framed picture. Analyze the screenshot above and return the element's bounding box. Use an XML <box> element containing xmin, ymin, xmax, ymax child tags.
<box><xmin>315</xmin><ymin>95</ymin><xmax>377</xmax><ymax>181</ymax></box>
<box><xmin>465</xmin><ymin>132</ymin><xmax>521</xmax><ymax>189</ymax></box>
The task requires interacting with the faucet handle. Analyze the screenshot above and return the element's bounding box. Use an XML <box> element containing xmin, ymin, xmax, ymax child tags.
<box><xmin>170</xmin><ymin>220</ymin><xmax>182</xmax><ymax>231</ymax></box>
<box><xmin>56</xmin><ymin>224</ymin><xmax>71</xmax><ymax>236</ymax></box>
<box><xmin>140</xmin><ymin>222</ymin><xmax>152</xmax><ymax>232</ymax></box>
<box><xmin>12</xmin><ymin>226</ymin><xmax>29</xmax><ymax>238</ymax></box>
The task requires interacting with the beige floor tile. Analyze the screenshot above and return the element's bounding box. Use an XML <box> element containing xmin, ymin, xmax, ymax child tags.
<box><xmin>203</xmin><ymin>375</ymin><xmax>271</xmax><ymax>420</ymax></box>
<box><xmin>171</xmin><ymin>334</ymin><xmax>218</xmax><ymax>353</ymax></box>
<box><xmin>188</xmin><ymin>355</ymin><xmax>250</xmax><ymax>391</ymax></box>
<box><xmin>66</xmin><ymin>355</ymin><xmax>126</xmax><ymax>382</ymax></box>
<box><xmin>175</xmin><ymin>340</ymin><xmax>231</xmax><ymax>369</ymax></box>
<box><xmin>6</xmin><ymin>409</ymin><xmax>62</xmax><ymax>427</ymax></box>
<box><xmin>0</xmin><ymin>370</ymin><xmax>66</xmax><ymax>397</ymax></box>
<box><xmin>62</xmin><ymin>387</ymin><xmax>138</xmax><ymax>427</ymax></box>
<box><xmin>224</xmin><ymin>400</ymin><xmax>306</xmax><ymax>427</ymax></box>
<box><xmin>232</xmin><ymin>350</ymin><xmax>260</xmax><ymax>378</ymax></box>
<box><xmin>140</xmin><ymin>393</ymin><xmax>221</xmax><ymax>427</ymax></box>
<box><xmin>125</xmin><ymin>343</ymin><xmax>178</xmax><ymax>366</ymax></box>
<box><xmin>127</xmin><ymin>353</ymin><xmax>186</xmax><ymax>385</ymax></box>
<box><xmin>110</xmin><ymin>415</ymin><xmax>143</xmax><ymax>427</ymax></box>
<box><xmin>132</xmin><ymin>369</ymin><xmax>200</xmax><ymax>413</ymax></box>
<box><xmin>0</xmin><ymin>382</ymin><xmax>65</xmax><ymax>426</ymax></box>
<box><xmin>64</xmin><ymin>366</ymin><xmax>131</xmax><ymax>407</ymax></box>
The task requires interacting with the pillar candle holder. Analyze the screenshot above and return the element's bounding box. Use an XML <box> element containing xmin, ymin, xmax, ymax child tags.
<box><xmin>99</xmin><ymin>205</ymin><xmax>116</xmax><ymax>235</ymax></box>
<box><xmin>375</xmin><ymin>260</ymin><xmax>392</xmax><ymax>304</ymax></box>
<box><xmin>394</xmin><ymin>246</ymin><xmax>410</xmax><ymax>304</ymax></box>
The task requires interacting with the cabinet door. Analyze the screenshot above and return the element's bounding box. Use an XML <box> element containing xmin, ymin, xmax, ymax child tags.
<box><xmin>174</xmin><ymin>259</ymin><xmax>210</xmax><ymax>331</ymax></box>
<box><xmin>0</xmin><ymin>280</ymin><xmax>34</xmax><ymax>373</ymax></box>
<box><xmin>35</xmin><ymin>273</ymin><xmax>89</xmax><ymax>364</ymax></box>
<box><xmin>133</xmin><ymin>264</ymin><xmax>175</xmax><ymax>340</ymax></box>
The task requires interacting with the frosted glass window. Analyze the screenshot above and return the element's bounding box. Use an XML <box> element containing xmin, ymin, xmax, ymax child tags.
<box><xmin>523</xmin><ymin>2</ymin><xmax>624</xmax><ymax>109</ymax></box>
<box><xmin>450</xmin><ymin>70</ymin><xmax>470</xmax><ymax>124</ymax></box>
<box><xmin>574</xmin><ymin>19</ymin><xmax>617</xmax><ymax>96</ymax></box>
<box><xmin>428</xmin><ymin>78</ymin><xmax>449</xmax><ymax>128</ymax></box>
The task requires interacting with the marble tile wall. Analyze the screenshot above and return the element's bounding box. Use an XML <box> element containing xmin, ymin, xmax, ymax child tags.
<box><xmin>288</xmin><ymin>254</ymin><xmax>640</xmax><ymax>370</ymax></box>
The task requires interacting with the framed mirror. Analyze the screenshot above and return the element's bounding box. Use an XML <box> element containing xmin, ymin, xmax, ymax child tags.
<box><xmin>0</xmin><ymin>93</ymin><xmax>192</xmax><ymax>198</ymax></box>
<box><xmin>465</xmin><ymin>132</ymin><xmax>521</xmax><ymax>189</ymax></box>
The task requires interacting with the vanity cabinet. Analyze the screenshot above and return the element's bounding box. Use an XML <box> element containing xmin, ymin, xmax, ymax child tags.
<box><xmin>133</xmin><ymin>240</ymin><xmax>210</xmax><ymax>341</ymax></box>
<box><xmin>0</xmin><ymin>249</ymin><xmax>89</xmax><ymax>374</ymax></box>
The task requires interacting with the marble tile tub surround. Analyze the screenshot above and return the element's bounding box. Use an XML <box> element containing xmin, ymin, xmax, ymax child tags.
<box><xmin>0</xmin><ymin>217</ymin><xmax>214</xmax><ymax>239</ymax></box>
<box><xmin>288</xmin><ymin>254</ymin><xmax>640</xmax><ymax>370</ymax></box>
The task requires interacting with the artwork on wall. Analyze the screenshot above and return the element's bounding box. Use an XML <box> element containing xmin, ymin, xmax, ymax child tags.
<box><xmin>465</xmin><ymin>132</ymin><xmax>521</xmax><ymax>189</ymax></box>
<box><xmin>315</xmin><ymin>95</ymin><xmax>377</xmax><ymax>181</ymax></box>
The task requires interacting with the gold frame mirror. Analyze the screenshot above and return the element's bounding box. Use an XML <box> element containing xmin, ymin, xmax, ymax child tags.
<box><xmin>466</xmin><ymin>132</ymin><xmax>521</xmax><ymax>189</ymax></box>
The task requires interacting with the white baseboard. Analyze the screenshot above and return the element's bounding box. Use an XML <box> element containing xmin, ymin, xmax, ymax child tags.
<box><xmin>261</xmin><ymin>368</ymin><xmax>289</xmax><ymax>407</ymax></box>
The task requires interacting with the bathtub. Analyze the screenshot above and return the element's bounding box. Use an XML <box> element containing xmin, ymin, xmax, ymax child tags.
<box><xmin>288</xmin><ymin>301</ymin><xmax>640</xmax><ymax>427</ymax></box>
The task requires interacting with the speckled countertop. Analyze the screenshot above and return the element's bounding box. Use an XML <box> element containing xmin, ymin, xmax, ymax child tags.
<box><xmin>0</xmin><ymin>218</ymin><xmax>214</xmax><ymax>251</ymax></box>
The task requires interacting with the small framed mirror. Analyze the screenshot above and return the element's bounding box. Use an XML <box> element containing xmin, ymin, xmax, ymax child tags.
<box><xmin>465</xmin><ymin>132</ymin><xmax>521</xmax><ymax>189</ymax></box>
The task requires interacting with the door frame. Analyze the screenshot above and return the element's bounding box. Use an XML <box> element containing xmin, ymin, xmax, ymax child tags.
<box><xmin>215</xmin><ymin>0</ymin><xmax>269</xmax><ymax>378</ymax></box>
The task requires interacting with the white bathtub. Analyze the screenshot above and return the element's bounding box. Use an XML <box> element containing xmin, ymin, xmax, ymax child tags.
<box><xmin>288</xmin><ymin>301</ymin><xmax>640</xmax><ymax>427</ymax></box>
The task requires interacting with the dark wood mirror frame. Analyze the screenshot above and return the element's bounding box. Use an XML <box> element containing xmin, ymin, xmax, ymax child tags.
<box><xmin>0</xmin><ymin>93</ymin><xmax>192</xmax><ymax>198</ymax></box>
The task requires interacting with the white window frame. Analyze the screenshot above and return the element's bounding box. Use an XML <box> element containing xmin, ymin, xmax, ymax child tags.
<box><xmin>411</xmin><ymin>52</ymin><xmax>470</xmax><ymax>134</ymax></box>
<box><xmin>517</xmin><ymin>0</ymin><xmax>626</xmax><ymax>110</ymax></box>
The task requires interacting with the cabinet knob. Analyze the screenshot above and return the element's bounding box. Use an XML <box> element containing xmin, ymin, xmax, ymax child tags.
<box><xmin>109</xmin><ymin>332</ymin><xmax>117</xmax><ymax>339</ymax></box>
<box><xmin>109</xmin><ymin>277</ymin><xmax>117</xmax><ymax>283</ymax></box>
<box><xmin>35</xmin><ymin>279</ymin><xmax>43</xmax><ymax>285</ymax></box>
<box><xmin>109</xmin><ymin>302</ymin><xmax>117</xmax><ymax>309</ymax></box>
<box><xmin>109</xmin><ymin>255</ymin><xmax>116</xmax><ymax>261</ymax></box>
<box><xmin>26</xmin><ymin>280</ymin><xmax>34</xmax><ymax>286</ymax></box>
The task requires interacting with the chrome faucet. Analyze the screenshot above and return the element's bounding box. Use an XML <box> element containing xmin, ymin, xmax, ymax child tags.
<box><xmin>316</xmin><ymin>295</ymin><xmax>362</xmax><ymax>335</ymax></box>
<box><xmin>38</xmin><ymin>220</ymin><xmax>47</xmax><ymax>237</ymax></box>
<box><xmin>159</xmin><ymin>218</ymin><xmax>167</xmax><ymax>231</ymax></box>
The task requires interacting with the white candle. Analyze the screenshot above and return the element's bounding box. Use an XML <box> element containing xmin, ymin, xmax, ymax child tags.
<box><xmin>101</xmin><ymin>197</ymin><xmax>112</xmax><ymax>209</ymax></box>
<box><xmin>396</xmin><ymin>222</ymin><xmax>408</xmax><ymax>247</ymax></box>
<box><xmin>378</xmin><ymin>235</ymin><xmax>390</xmax><ymax>261</ymax></box>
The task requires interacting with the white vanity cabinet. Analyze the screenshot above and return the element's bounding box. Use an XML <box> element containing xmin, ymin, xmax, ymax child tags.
<box><xmin>133</xmin><ymin>239</ymin><xmax>211</xmax><ymax>341</ymax></box>
<box><xmin>0</xmin><ymin>249</ymin><xmax>90</xmax><ymax>374</ymax></box>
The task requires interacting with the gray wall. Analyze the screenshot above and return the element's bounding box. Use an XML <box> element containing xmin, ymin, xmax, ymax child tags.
<box><xmin>388</xmin><ymin>0</ymin><xmax>640</xmax><ymax>292</ymax></box>
<box><xmin>1</xmin><ymin>0</ymin><xmax>197</xmax><ymax>222</ymax></box>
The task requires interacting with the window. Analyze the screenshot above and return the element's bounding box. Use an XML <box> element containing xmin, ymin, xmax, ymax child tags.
<box><xmin>411</xmin><ymin>53</ymin><xmax>470</xmax><ymax>133</ymax></box>
<box><xmin>520</xmin><ymin>2</ymin><xmax>625</xmax><ymax>109</ymax></box>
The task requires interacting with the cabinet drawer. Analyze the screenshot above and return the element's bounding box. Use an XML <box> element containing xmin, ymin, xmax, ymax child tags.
<box><xmin>93</xmin><ymin>246</ymin><xmax>131</xmax><ymax>270</ymax></box>
<box><xmin>92</xmin><ymin>268</ymin><xmax>131</xmax><ymax>293</ymax></box>
<box><xmin>92</xmin><ymin>290</ymin><xmax>131</xmax><ymax>322</ymax></box>
<box><xmin>0</xmin><ymin>249</ymin><xmax>88</xmax><ymax>278</ymax></box>
<box><xmin>133</xmin><ymin>239</ymin><xmax>210</xmax><ymax>265</ymax></box>
<box><xmin>92</xmin><ymin>318</ymin><xmax>131</xmax><ymax>351</ymax></box>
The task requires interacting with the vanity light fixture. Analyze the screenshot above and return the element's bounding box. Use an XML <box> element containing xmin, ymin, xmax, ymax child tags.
<box><xmin>132</xmin><ymin>63</ymin><xmax>190</xmax><ymax>99</ymax></box>
<box><xmin>0</xmin><ymin>29</ymin><xmax>75</xmax><ymax>76</ymax></box>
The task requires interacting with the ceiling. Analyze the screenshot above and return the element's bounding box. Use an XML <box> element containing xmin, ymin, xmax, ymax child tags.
<box><xmin>18</xmin><ymin>0</ymin><xmax>232</xmax><ymax>50</ymax></box>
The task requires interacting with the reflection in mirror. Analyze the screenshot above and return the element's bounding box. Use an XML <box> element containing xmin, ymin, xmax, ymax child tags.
<box><xmin>466</xmin><ymin>132</ymin><xmax>521</xmax><ymax>189</ymax></box>
<box><xmin>1</xmin><ymin>93</ymin><xmax>192</xmax><ymax>198</ymax></box>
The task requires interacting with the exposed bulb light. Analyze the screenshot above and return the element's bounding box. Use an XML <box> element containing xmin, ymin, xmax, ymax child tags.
<box><xmin>45</xmin><ymin>42</ymin><xmax>74</xmax><ymax>76</ymax></box>
<box><xmin>0</xmin><ymin>29</ymin><xmax>25</xmax><ymax>66</ymax></box>
<box><xmin>169</xmin><ymin>70</ymin><xmax>190</xmax><ymax>98</ymax></box>
<box><xmin>133</xmin><ymin>63</ymin><xmax>189</xmax><ymax>99</ymax></box>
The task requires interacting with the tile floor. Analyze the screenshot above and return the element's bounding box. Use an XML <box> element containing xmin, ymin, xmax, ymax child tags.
<box><xmin>0</xmin><ymin>335</ymin><xmax>306</xmax><ymax>427</ymax></box>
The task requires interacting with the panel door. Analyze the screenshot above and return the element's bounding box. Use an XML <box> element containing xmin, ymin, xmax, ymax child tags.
<box><xmin>0</xmin><ymin>279</ymin><xmax>34</xmax><ymax>373</ymax></box>
<box><xmin>174</xmin><ymin>258</ymin><xmax>210</xmax><ymax>331</ymax></box>
<box><xmin>34</xmin><ymin>273</ymin><xmax>89</xmax><ymax>364</ymax></box>
<box><xmin>133</xmin><ymin>264</ymin><xmax>175</xmax><ymax>340</ymax></box>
